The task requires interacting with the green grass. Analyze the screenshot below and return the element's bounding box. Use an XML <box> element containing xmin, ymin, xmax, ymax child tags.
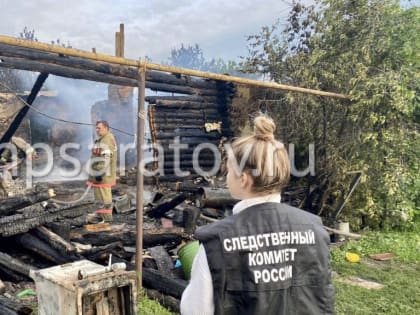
<box><xmin>137</xmin><ymin>226</ymin><xmax>420</xmax><ymax>314</ymax></box>
<box><xmin>332</xmin><ymin>224</ymin><xmax>420</xmax><ymax>315</ymax></box>
<box><xmin>137</xmin><ymin>290</ymin><xmax>175</xmax><ymax>315</ymax></box>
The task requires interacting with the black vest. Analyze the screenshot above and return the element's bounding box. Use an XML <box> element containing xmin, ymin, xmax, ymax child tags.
<box><xmin>195</xmin><ymin>202</ymin><xmax>335</xmax><ymax>315</ymax></box>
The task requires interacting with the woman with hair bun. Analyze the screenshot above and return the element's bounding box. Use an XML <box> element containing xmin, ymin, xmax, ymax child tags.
<box><xmin>181</xmin><ymin>114</ymin><xmax>334</xmax><ymax>315</ymax></box>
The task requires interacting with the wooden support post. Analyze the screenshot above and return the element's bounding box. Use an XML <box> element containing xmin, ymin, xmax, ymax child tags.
<box><xmin>119</xmin><ymin>23</ymin><xmax>124</xmax><ymax>58</ymax></box>
<box><xmin>115</xmin><ymin>32</ymin><xmax>120</xmax><ymax>57</ymax></box>
<box><xmin>115</xmin><ymin>24</ymin><xmax>124</xmax><ymax>58</ymax></box>
<box><xmin>136</xmin><ymin>66</ymin><xmax>146</xmax><ymax>288</ymax></box>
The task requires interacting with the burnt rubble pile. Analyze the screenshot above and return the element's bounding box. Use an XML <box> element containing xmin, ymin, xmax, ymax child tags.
<box><xmin>0</xmin><ymin>174</ymin><xmax>302</xmax><ymax>313</ymax></box>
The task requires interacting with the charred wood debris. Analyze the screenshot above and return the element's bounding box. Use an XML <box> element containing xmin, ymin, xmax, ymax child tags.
<box><xmin>0</xmin><ymin>41</ymin><xmax>310</xmax><ymax>312</ymax></box>
<box><xmin>0</xmin><ymin>169</ymin><xmax>304</xmax><ymax>314</ymax></box>
<box><xmin>0</xmin><ymin>176</ymin><xmax>299</xmax><ymax>314</ymax></box>
<box><xmin>0</xmin><ymin>96</ymin><xmax>306</xmax><ymax>314</ymax></box>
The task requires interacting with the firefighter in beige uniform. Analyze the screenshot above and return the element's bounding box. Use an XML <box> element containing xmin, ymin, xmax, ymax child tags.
<box><xmin>87</xmin><ymin>121</ymin><xmax>117</xmax><ymax>223</ymax></box>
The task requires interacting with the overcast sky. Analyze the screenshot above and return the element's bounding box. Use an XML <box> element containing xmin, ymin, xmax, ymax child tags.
<box><xmin>0</xmin><ymin>0</ymin><xmax>300</xmax><ymax>63</ymax></box>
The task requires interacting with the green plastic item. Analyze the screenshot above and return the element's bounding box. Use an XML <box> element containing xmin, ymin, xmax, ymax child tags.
<box><xmin>178</xmin><ymin>241</ymin><xmax>199</xmax><ymax>280</ymax></box>
<box><xmin>17</xmin><ymin>288</ymin><xmax>37</xmax><ymax>298</ymax></box>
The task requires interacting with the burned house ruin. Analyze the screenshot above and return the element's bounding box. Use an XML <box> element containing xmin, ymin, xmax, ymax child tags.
<box><xmin>0</xmin><ymin>30</ymin><xmax>348</xmax><ymax>314</ymax></box>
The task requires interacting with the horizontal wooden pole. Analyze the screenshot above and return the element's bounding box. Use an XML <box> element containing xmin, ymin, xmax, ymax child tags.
<box><xmin>146</xmin><ymin>95</ymin><xmax>219</xmax><ymax>103</ymax></box>
<box><xmin>149</xmin><ymin>111</ymin><xmax>223</xmax><ymax>120</ymax></box>
<box><xmin>155</xmin><ymin>131</ymin><xmax>222</xmax><ymax>139</ymax></box>
<box><xmin>0</xmin><ymin>35</ymin><xmax>349</xmax><ymax>99</ymax></box>
<box><xmin>0</xmin><ymin>56</ymin><xmax>137</xmax><ymax>86</ymax></box>
<box><xmin>0</xmin><ymin>43</ymin><xmax>220</xmax><ymax>89</ymax></box>
<box><xmin>151</xmin><ymin>100</ymin><xmax>222</xmax><ymax>108</ymax></box>
<box><xmin>146</xmin><ymin>81</ymin><xmax>219</xmax><ymax>96</ymax></box>
<box><xmin>0</xmin><ymin>56</ymin><xmax>222</xmax><ymax>95</ymax></box>
<box><xmin>151</xmin><ymin>107</ymin><xmax>222</xmax><ymax>115</ymax></box>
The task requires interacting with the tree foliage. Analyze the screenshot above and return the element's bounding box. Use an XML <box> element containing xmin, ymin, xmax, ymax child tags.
<box><xmin>242</xmin><ymin>0</ymin><xmax>420</xmax><ymax>229</ymax></box>
<box><xmin>166</xmin><ymin>43</ymin><xmax>246</xmax><ymax>76</ymax></box>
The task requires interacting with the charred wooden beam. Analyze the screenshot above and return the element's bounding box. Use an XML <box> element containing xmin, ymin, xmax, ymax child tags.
<box><xmin>148</xmin><ymin>246</ymin><xmax>175</xmax><ymax>277</ymax></box>
<box><xmin>0</xmin><ymin>251</ymin><xmax>35</xmax><ymax>278</ymax></box>
<box><xmin>162</xmin><ymin>151</ymin><xmax>221</xmax><ymax>161</ymax></box>
<box><xmin>160</xmin><ymin>158</ymin><xmax>218</xmax><ymax>169</ymax></box>
<box><xmin>0</xmin><ymin>56</ymin><xmax>137</xmax><ymax>87</ymax></box>
<box><xmin>0</xmin><ymin>43</ymin><xmax>220</xmax><ymax>89</ymax></box>
<box><xmin>151</xmin><ymin>117</ymin><xmax>223</xmax><ymax>125</ymax></box>
<box><xmin>174</xmin><ymin>182</ymin><xmax>202</xmax><ymax>193</ymax></box>
<box><xmin>152</xmin><ymin>108</ymin><xmax>222</xmax><ymax>117</ymax></box>
<box><xmin>0</xmin><ymin>303</ymin><xmax>20</xmax><ymax>315</ymax></box>
<box><xmin>146</xmin><ymin>71</ymin><xmax>218</xmax><ymax>89</ymax></box>
<box><xmin>146</xmin><ymin>81</ymin><xmax>218</xmax><ymax>96</ymax></box>
<box><xmin>0</xmin><ymin>296</ymin><xmax>32</xmax><ymax>315</ymax></box>
<box><xmin>0</xmin><ymin>56</ymin><xmax>220</xmax><ymax>96</ymax></box>
<box><xmin>82</xmin><ymin>241</ymin><xmax>124</xmax><ymax>261</ymax></box>
<box><xmin>150</xmin><ymin>110</ymin><xmax>223</xmax><ymax>120</ymax></box>
<box><xmin>0</xmin><ymin>265</ymin><xmax>29</xmax><ymax>283</ymax></box>
<box><xmin>76</xmin><ymin>227</ymin><xmax>184</xmax><ymax>247</ymax></box>
<box><xmin>152</xmin><ymin>100</ymin><xmax>222</xmax><ymax>108</ymax></box>
<box><xmin>142</xmin><ymin>268</ymin><xmax>187</xmax><ymax>299</ymax></box>
<box><xmin>33</xmin><ymin>226</ymin><xmax>77</xmax><ymax>254</ymax></box>
<box><xmin>150</xmin><ymin>124</ymin><xmax>229</xmax><ymax>134</ymax></box>
<box><xmin>159</xmin><ymin>161</ymin><xmax>218</xmax><ymax>171</ymax></box>
<box><xmin>151</xmin><ymin>148</ymin><xmax>221</xmax><ymax>159</ymax></box>
<box><xmin>0</xmin><ymin>72</ymin><xmax>48</xmax><ymax>146</ymax></box>
<box><xmin>74</xmin><ymin>231</ymin><xmax>135</xmax><ymax>247</ymax></box>
<box><xmin>146</xmin><ymin>95</ymin><xmax>219</xmax><ymax>103</ymax></box>
<box><xmin>147</xmin><ymin>194</ymin><xmax>187</xmax><ymax>218</ymax></box>
<box><xmin>156</xmin><ymin>139</ymin><xmax>221</xmax><ymax>147</ymax></box>
<box><xmin>181</xmin><ymin>205</ymin><xmax>201</xmax><ymax>234</ymax></box>
<box><xmin>13</xmin><ymin>233</ymin><xmax>72</xmax><ymax>265</ymax></box>
<box><xmin>196</xmin><ymin>187</ymin><xmax>238</xmax><ymax>208</ymax></box>
<box><xmin>0</xmin><ymin>190</ymin><xmax>54</xmax><ymax>216</ymax></box>
<box><xmin>0</xmin><ymin>43</ymin><xmax>138</xmax><ymax>77</ymax></box>
<box><xmin>152</xmin><ymin>174</ymin><xmax>202</xmax><ymax>182</ymax></box>
<box><xmin>0</xmin><ymin>202</ymin><xmax>94</xmax><ymax>236</ymax></box>
<box><xmin>150</xmin><ymin>117</ymin><xmax>230</xmax><ymax>125</ymax></box>
<box><xmin>155</xmin><ymin>130</ymin><xmax>222</xmax><ymax>139</ymax></box>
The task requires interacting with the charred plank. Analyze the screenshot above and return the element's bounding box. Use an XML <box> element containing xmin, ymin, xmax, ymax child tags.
<box><xmin>0</xmin><ymin>202</ymin><xmax>94</xmax><ymax>236</ymax></box>
<box><xmin>0</xmin><ymin>296</ymin><xmax>32</xmax><ymax>315</ymax></box>
<box><xmin>142</xmin><ymin>268</ymin><xmax>187</xmax><ymax>299</ymax></box>
<box><xmin>13</xmin><ymin>233</ymin><xmax>72</xmax><ymax>265</ymax></box>
<box><xmin>0</xmin><ymin>251</ymin><xmax>35</xmax><ymax>278</ymax></box>
<box><xmin>0</xmin><ymin>190</ymin><xmax>53</xmax><ymax>216</ymax></box>
<box><xmin>196</xmin><ymin>187</ymin><xmax>238</xmax><ymax>208</ymax></box>
<box><xmin>32</xmin><ymin>226</ymin><xmax>77</xmax><ymax>254</ymax></box>
<box><xmin>147</xmin><ymin>194</ymin><xmax>187</xmax><ymax>218</ymax></box>
<box><xmin>76</xmin><ymin>227</ymin><xmax>184</xmax><ymax>248</ymax></box>
<box><xmin>146</xmin><ymin>95</ymin><xmax>219</xmax><ymax>103</ymax></box>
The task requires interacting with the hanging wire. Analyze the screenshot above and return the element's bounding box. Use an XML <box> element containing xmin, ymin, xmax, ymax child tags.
<box><xmin>50</xmin><ymin>185</ymin><xmax>92</xmax><ymax>205</ymax></box>
<box><xmin>0</xmin><ymin>81</ymin><xmax>135</xmax><ymax>137</ymax></box>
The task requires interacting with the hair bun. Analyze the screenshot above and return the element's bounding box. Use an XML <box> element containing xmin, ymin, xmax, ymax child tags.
<box><xmin>253</xmin><ymin>115</ymin><xmax>275</xmax><ymax>141</ymax></box>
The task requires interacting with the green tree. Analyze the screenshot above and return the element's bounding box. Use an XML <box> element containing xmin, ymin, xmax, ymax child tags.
<box><xmin>242</xmin><ymin>0</ymin><xmax>420</xmax><ymax>229</ymax></box>
<box><xmin>166</xmin><ymin>43</ymin><xmax>245</xmax><ymax>76</ymax></box>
